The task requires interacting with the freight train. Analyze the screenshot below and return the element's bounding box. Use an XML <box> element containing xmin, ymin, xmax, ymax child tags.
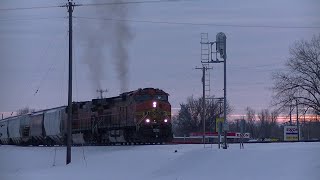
<box><xmin>0</xmin><ymin>88</ymin><xmax>173</xmax><ymax>145</ymax></box>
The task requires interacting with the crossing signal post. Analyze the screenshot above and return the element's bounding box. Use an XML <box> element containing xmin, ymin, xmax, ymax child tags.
<box><xmin>198</xmin><ymin>32</ymin><xmax>228</xmax><ymax>149</ymax></box>
<box><xmin>216</xmin><ymin>32</ymin><xmax>228</xmax><ymax>149</ymax></box>
<box><xmin>240</xmin><ymin>119</ymin><xmax>245</xmax><ymax>149</ymax></box>
<box><xmin>216</xmin><ymin>117</ymin><xmax>224</xmax><ymax>149</ymax></box>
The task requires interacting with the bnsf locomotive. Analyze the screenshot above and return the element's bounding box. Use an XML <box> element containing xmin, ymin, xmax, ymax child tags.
<box><xmin>0</xmin><ymin>88</ymin><xmax>172</xmax><ymax>145</ymax></box>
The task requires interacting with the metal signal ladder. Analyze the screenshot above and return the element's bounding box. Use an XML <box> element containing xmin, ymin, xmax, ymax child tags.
<box><xmin>201</xmin><ymin>33</ymin><xmax>211</xmax><ymax>99</ymax></box>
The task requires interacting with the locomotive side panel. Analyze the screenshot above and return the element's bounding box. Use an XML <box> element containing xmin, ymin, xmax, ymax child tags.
<box><xmin>126</xmin><ymin>104</ymin><xmax>136</xmax><ymax>126</ymax></box>
<box><xmin>92</xmin><ymin>98</ymin><xmax>122</xmax><ymax>128</ymax></box>
<box><xmin>0</xmin><ymin>120</ymin><xmax>9</xmax><ymax>144</ymax></box>
<box><xmin>72</xmin><ymin>102</ymin><xmax>92</xmax><ymax>131</ymax></box>
<box><xmin>111</xmin><ymin>96</ymin><xmax>135</xmax><ymax>127</ymax></box>
<box><xmin>8</xmin><ymin>117</ymin><xmax>21</xmax><ymax>144</ymax></box>
<box><xmin>123</xmin><ymin>96</ymin><xmax>136</xmax><ymax>126</ymax></box>
<box><xmin>71</xmin><ymin>102</ymin><xmax>92</xmax><ymax>144</ymax></box>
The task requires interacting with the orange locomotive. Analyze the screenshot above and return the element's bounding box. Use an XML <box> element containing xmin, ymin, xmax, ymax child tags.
<box><xmin>71</xmin><ymin>87</ymin><xmax>172</xmax><ymax>144</ymax></box>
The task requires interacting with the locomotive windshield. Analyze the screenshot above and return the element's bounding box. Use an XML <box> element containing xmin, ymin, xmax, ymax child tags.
<box><xmin>134</xmin><ymin>94</ymin><xmax>168</xmax><ymax>102</ymax></box>
<box><xmin>134</xmin><ymin>94</ymin><xmax>152</xmax><ymax>102</ymax></box>
<box><xmin>154</xmin><ymin>95</ymin><xmax>168</xmax><ymax>101</ymax></box>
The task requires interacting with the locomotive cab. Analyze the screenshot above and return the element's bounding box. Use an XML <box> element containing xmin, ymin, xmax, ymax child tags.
<box><xmin>133</xmin><ymin>88</ymin><xmax>172</xmax><ymax>142</ymax></box>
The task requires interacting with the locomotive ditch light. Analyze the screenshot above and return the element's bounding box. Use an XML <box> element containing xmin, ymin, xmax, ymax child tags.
<box><xmin>153</xmin><ymin>101</ymin><xmax>157</xmax><ymax>108</ymax></box>
<box><xmin>146</xmin><ymin>119</ymin><xmax>150</xmax><ymax>123</ymax></box>
<box><xmin>164</xmin><ymin>119</ymin><xmax>168</xmax><ymax>123</ymax></box>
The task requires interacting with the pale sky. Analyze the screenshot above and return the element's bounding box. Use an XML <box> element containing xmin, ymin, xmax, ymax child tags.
<box><xmin>1</xmin><ymin>0</ymin><xmax>320</xmax><ymax>118</ymax></box>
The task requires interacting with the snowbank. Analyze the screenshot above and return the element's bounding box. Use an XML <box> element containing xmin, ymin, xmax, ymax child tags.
<box><xmin>0</xmin><ymin>142</ymin><xmax>319</xmax><ymax>180</ymax></box>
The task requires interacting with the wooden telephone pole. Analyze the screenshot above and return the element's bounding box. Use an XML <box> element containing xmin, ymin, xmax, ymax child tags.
<box><xmin>61</xmin><ymin>0</ymin><xmax>78</xmax><ymax>165</ymax></box>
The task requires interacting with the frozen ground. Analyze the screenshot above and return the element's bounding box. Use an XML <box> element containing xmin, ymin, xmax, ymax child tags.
<box><xmin>0</xmin><ymin>142</ymin><xmax>319</xmax><ymax>180</ymax></box>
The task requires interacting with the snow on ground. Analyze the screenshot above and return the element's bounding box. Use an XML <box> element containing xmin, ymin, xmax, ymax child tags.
<box><xmin>0</xmin><ymin>142</ymin><xmax>320</xmax><ymax>180</ymax></box>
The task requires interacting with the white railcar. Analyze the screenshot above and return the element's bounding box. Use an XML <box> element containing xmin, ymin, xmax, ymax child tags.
<box><xmin>0</xmin><ymin>119</ymin><xmax>9</xmax><ymax>144</ymax></box>
<box><xmin>8</xmin><ymin>116</ymin><xmax>21</xmax><ymax>144</ymax></box>
<box><xmin>44</xmin><ymin>107</ymin><xmax>67</xmax><ymax>144</ymax></box>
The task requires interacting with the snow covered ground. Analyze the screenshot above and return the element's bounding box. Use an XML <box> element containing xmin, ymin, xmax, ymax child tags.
<box><xmin>0</xmin><ymin>142</ymin><xmax>319</xmax><ymax>180</ymax></box>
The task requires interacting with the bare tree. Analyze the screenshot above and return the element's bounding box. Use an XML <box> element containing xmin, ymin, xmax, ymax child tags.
<box><xmin>269</xmin><ymin>109</ymin><xmax>281</xmax><ymax>139</ymax></box>
<box><xmin>272</xmin><ymin>34</ymin><xmax>320</xmax><ymax>114</ymax></box>
<box><xmin>254</xmin><ymin>109</ymin><xmax>281</xmax><ymax>140</ymax></box>
<box><xmin>173</xmin><ymin>96</ymin><xmax>232</xmax><ymax>136</ymax></box>
<box><xmin>257</xmin><ymin>109</ymin><xmax>269</xmax><ymax>139</ymax></box>
<box><xmin>245</xmin><ymin>107</ymin><xmax>257</xmax><ymax>138</ymax></box>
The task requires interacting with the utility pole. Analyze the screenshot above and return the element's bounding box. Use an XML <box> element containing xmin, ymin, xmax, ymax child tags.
<box><xmin>202</xmin><ymin>66</ymin><xmax>205</xmax><ymax>146</ymax></box>
<box><xmin>61</xmin><ymin>0</ymin><xmax>77</xmax><ymax>165</ymax></box>
<box><xmin>67</xmin><ymin>0</ymin><xmax>73</xmax><ymax>165</ymax></box>
<box><xmin>296</xmin><ymin>99</ymin><xmax>299</xmax><ymax>141</ymax></box>
<box><xmin>289</xmin><ymin>104</ymin><xmax>292</xmax><ymax>125</ymax></box>
<box><xmin>97</xmin><ymin>89</ymin><xmax>108</xmax><ymax>99</ymax></box>
<box><xmin>195</xmin><ymin>66</ymin><xmax>212</xmax><ymax>147</ymax></box>
<box><xmin>303</xmin><ymin>107</ymin><xmax>309</xmax><ymax>140</ymax></box>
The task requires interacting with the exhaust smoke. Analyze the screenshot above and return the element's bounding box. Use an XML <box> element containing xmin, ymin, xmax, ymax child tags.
<box><xmin>78</xmin><ymin>0</ymin><xmax>133</xmax><ymax>94</ymax></box>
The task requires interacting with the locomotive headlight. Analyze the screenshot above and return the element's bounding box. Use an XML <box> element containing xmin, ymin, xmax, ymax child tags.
<box><xmin>153</xmin><ymin>101</ymin><xmax>157</xmax><ymax>108</ymax></box>
<box><xmin>146</xmin><ymin>119</ymin><xmax>150</xmax><ymax>123</ymax></box>
<box><xmin>164</xmin><ymin>119</ymin><xmax>168</xmax><ymax>123</ymax></box>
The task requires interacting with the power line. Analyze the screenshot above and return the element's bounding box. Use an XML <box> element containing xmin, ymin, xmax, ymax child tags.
<box><xmin>31</xmin><ymin>32</ymin><xmax>69</xmax><ymax>99</ymax></box>
<box><xmin>230</xmin><ymin>63</ymin><xmax>283</xmax><ymax>69</ymax></box>
<box><xmin>0</xmin><ymin>17</ymin><xmax>66</xmax><ymax>21</ymax></box>
<box><xmin>79</xmin><ymin>0</ymin><xmax>195</xmax><ymax>7</ymax></box>
<box><xmin>75</xmin><ymin>16</ymin><xmax>320</xmax><ymax>29</ymax></box>
<box><xmin>229</xmin><ymin>67</ymin><xmax>286</xmax><ymax>73</ymax></box>
<box><xmin>2</xmin><ymin>1</ymin><xmax>318</xmax><ymax>29</ymax></box>
<box><xmin>0</xmin><ymin>0</ymin><xmax>194</xmax><ymax>11</ymax></box>
<box><xmin>0</xmin><ymin>5</ymin><xmax>61</xmax><ymax>11</ymax></box>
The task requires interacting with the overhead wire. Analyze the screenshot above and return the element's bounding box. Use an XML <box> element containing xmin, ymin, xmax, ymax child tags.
<box><xmin>74</xmin><ymin>16</ymin><xmax>320</xmax><ymax>29</ymax></box>
<box><xmin>7</xmin><ymin>33</ymin><xmax>64</xmax><ymax>116</ymax></box>
<box><xmin>0</xmin><ymin>0</ymin><xmax>195</xmax><ymax>11</ymax></box>
<box><xmin>29</xmin><ymin>11</ymin><xmax>70</xmax><ymax>109</ymax></box>
<box><xmin>229</xmin><ymin>63</ymin><xmax>284</xmax><ymax>69</ymax></box>
<box><xmin>78</xmin><ymin>0</ymin><xmax>195</xmax><ymax>7</ymax></box>
<box><xmin>33</xmin><ymin>43</ymin><xmax>60</xmax><ymax>97</ymax></box>
<box><xmin>28</xmin><ymin>30</ymin><xmax>69</xmax><ymax>108</ymax></box>
<box><xmin>75</xmin><ymin>16</ymin><xmax>296</xmax><ymax>92</ymax></box>
<box><xmin>24</xmin><ymin>36</ymin><xmax>59</xmax><ymax>108</ymax></box>
<box><xmin>1</xmin><ymin>1</ymin><xmax>318</xmax><ymax>29</ymax></box>
<box><xmin>229</xmin><ymin>67</ymin><xmax>287</xmax><ymax>73</ymax></box>
<box><xmin>0</xmin><ymin>17</ymin><xmax>66</xmax><ymax>22</ymax></box>
<box><xmin>0</xmin><ymin>5</ymin><xmax>61</xmax><ymax>11</ymax></box>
